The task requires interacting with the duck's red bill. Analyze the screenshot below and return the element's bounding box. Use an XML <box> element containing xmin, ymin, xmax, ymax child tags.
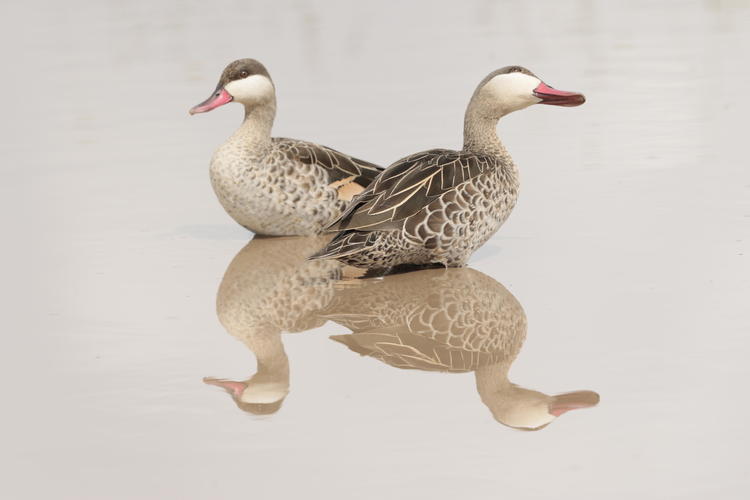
<box><xmin>548</xmin><ymin>390</ymin><xmax>600</xmax><ymax>416</ymax></box>
<box><xmin>533</xmin><ymin>82</ymin><xmax>586</xmax><ymax>107</ymax></box>
<box><xmin>189</xmin><ymin>88</ymin><xmax>233</xmax><ymax>115</ymax></box>
<box><xmin>203</xmin><ymin>378</ymin><xmax>246</xmax><ymax>397</ymax></box>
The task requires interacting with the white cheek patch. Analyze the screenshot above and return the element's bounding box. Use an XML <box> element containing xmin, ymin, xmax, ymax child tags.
<box><xmin>225</xmin><ymin>75</ymin><xmax>274</xmax><ymax>103</ymax></box>
<box><xmin>484</xmin><ymin>72</ymin><xmax>542</xmax><ymax>111</ymax></box>
<box><xmin>502</xmin><ymin>402</ymin><xmax>556</xmax><ymax>429</ymax></box>
<box><xmin>240</xmin><ymin>382</ymin><xmax>289</xmax><ymax>404</ymax></box>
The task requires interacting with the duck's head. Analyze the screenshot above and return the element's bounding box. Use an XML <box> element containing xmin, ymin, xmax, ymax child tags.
<box><xmin>483</xmin><ymin>386</ymin><xmax>600</xmax><ymax>431</ymax></box>
<box><xmin>470</xmin><ymin>65</ymin><xmax>585</xmax><ymax>118</ymax></box>
<box><xmin>189</xmin><ymin>58</ymin><xmax>275</xmax><ymax>115</ymax></box>
<box><xmin>203</xmin><ymin>377</ymin><xmax>288</xmax><ymax>415</ymax></box>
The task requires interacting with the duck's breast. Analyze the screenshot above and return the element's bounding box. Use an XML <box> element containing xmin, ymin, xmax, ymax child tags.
<box><xmin>209</xmin><ymin>142</ymin><xmax>343</xmax><ymax>235</ymax></box>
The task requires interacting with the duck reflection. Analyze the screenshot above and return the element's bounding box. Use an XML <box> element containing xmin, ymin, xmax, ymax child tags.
<box><xmin>203</xmin><ymin>235</ymin><xmax>340</xmax><ymax>415</ymax></box>
<box><xmin>205</xmin><ymin>237</ymin><xmax>598</xmax><ymax>428</ymax></box>
<box><xmin>322</xmin><ymin>268</ymin><xmax>599</xmax><ymax>430</ymax></box>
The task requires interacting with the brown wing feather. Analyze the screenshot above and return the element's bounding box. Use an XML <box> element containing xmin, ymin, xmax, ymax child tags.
<box><xmin>327</xmin><ymin>149</ymin><xmax>494</xmax><ymax>233</ymax></box>
<box><xmin>274</xmin><ymin>138</ymin><xmax>383</xmax><ymax>187</ymax></box>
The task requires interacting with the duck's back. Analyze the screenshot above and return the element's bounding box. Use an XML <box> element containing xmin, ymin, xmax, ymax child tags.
<box><xmin>311</xmin><ymin>148</ymin><xmax>519</xmax><ymax>267</ymax></box>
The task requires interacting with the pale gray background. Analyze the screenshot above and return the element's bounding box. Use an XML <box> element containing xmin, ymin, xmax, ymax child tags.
<box><xmin>1</xmin><ymin>0</ymin><xmax>749</xmax><ymax>498</ymax></box>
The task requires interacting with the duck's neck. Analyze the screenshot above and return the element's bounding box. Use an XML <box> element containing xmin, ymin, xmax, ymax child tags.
<box><xmin>241</xmin><ymin>325</ymin><xmax>289</xmax><ymax>379</ymax></box>
<box><xmin>475</xmin><ymin>361</ymin><xmax>528</xmax><ymax>415</ymax></box>
<box><xmin>475</xmin><ymin>362</ymin><xmax>557</xmax><ymax>429</ymax></box>
<box><xmin>474</xmin><ymin>361</ymin><xmax>513</xmax><ymax>398</ymax></box>
<box><xmin>462</xmin><ymin>102</ymin><xmax>508</xmax><ymax>156</ymax></box>
<box><xmin>230</xmin><ymin>99</ymin><xmax>277</xmax><ymax>148</ymax></box>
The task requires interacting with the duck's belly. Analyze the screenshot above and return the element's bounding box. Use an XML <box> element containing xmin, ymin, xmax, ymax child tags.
<box><xmin>209</xmin><ymin>159</ymin><xmax>344</xmax><ymax>236</ymax></box>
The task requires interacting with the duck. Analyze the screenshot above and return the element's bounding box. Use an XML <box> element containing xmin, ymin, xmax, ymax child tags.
<box><xmin>204</xmin><ymin>234</ymin><xmax>342</xmax><ymax>415</ymax></box>
<box><xmin>190</xmin><ymin>58</ymin><xmax>383</xmax><ymax>236</ymax></box>
<box><xmin>322</xmin><ymin>267</ymin><xmax>599</xmax><ymax>430</ymax></box>
<box><xmin>310</xmin><ymin>66</ymin><xmax>585</xmax><ymax>271</ymax></box>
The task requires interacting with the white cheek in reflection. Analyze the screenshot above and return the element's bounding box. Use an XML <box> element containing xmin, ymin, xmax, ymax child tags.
<box><xmin>240</xmin><ymin>382</ymin><xmax>289</xmax><ymax>404</ymax></box>
<box><xmin>225</xmin><ymin>75</ymin><xmax>274</xmax><ymax>104</ymax></box>
<box><xmin>501</xmin><ymin>401</ymin><xmax>556</xmax><ymax>429</ymax></box>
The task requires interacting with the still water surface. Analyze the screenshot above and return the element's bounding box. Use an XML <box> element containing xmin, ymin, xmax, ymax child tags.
<box><xmin>2</xmin><ymin>0</ymin><xmax>749</xmax><ymax>498</ymax></box>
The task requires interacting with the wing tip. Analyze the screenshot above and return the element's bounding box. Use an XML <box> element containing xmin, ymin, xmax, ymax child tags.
<box><xmin>307</xmin><ymin>245</ymin><xmax>334</xmax><ymax>261</ymax></box>
<box><xmin>308</xmin><ymin>230</ymin><xmax>373</xmax><ymax>262</ymax></box>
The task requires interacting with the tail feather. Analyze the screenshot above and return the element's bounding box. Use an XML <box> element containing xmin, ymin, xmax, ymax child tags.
<box><xmin>308</xmin><ymin>231</ymin><xmax>371</xmax><ymax>261</ymax></box>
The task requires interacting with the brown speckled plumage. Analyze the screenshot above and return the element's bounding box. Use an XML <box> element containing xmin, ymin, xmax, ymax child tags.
<box><xmin>323</xmin><ymin>267</ymin><xmax>527</xmax><ymax>372</ymax></box>
<box><xmin>323</xmin><ymin>267</ymin><xmax>599</xmax><ymax>429</ymax></box>
<box><xmin>206</xmin><ymin>235</ymin><xmax>342</xmax><ymax>415</ymax></box>
<box><xmin>196</xmin><ymin>58</ymin><xmax>383</xmax><ymax>236</ymax></box>
<box><xmin>210</xmin><ymin>135</ymin><xmax>382</xmax><ymax>236</ymax></box>
<box><xmin>311</xmin><ymin>65</ymin><xmax>582</xmax><ymax>269</ymax></box>
<box><xmin>312</xmin><ymin>149</ymin><xmax>518</xmax><ymax>268</ymax></box>
<box><xmin>217</xmin><ymin>235</ymin><xmax>342</xmax><ymax>338</ymax></box>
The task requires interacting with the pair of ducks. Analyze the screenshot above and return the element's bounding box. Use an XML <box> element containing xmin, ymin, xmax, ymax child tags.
<box><xmin>190</xmin><ymin>59</ymin><xmax>585</xmax><ymax>271</ymax></box>
<box><xmin>204</xmin><ymin>236</ymin><xmax>599</xmax><ymax>429</ymax></box>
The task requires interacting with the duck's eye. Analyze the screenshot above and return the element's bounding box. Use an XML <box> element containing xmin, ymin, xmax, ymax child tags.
<box><xmin>239</xmin><ymin>70</ymin><xmax>249</xmax><ymax>78</ymax></box>
<box><xmin>512</xmin><ymin>67</ymin><xmax>523</xmax><ymax>73</ymax></box>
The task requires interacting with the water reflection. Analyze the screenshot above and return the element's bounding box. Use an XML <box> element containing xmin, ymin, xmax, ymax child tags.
<box><xmin>205</xmin><ymin>236</ymin><xmax>598</xmax><ymax>429</ymax></box>
<box><xmin>323</xmin><ymin>268</ymin><xmax>599</xmax><ymax>430</ymax></box>
<box><xmin>204</xmin><ymin>235</ymin><xmax>340</xmax><ymax>414</ymax></box>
